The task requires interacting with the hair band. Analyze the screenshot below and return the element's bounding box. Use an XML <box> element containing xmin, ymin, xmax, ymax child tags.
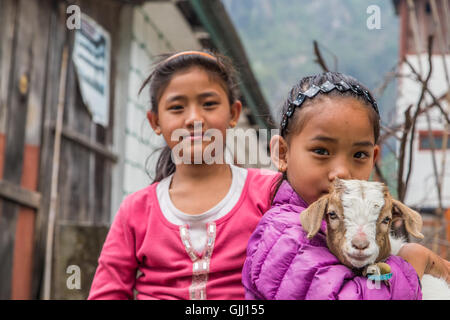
<box><xmin>280</xmin><ymin>80</ymin><xmax>379</xmax><ymax>136</ymax></box>
<box><xmin>164</xmin><ymin>50</ymin><xmax>217</xmax><ymax>63</ymax></box>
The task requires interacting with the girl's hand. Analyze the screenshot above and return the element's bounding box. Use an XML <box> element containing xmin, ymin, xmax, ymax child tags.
<box><xmin>397</xmin><ymin>243</ymin><xmax>450</xmax><ymax>284</ymax></box>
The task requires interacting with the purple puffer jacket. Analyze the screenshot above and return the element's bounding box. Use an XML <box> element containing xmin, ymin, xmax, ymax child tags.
<box><xmin>242</xmin><ymin>181</ymin><xmax>422</xmax><ymax>300</ymax></box>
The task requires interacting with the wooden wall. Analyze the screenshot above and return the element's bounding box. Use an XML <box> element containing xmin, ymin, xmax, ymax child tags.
<box><xmin>0</xmin><ymin>0</ymin><xmax>122</xmax><ymax>299</ymax></box>
<box><xmin>0</xmin><ymin>0</ymin><xmax>51</xmax><ymax>300</ymax></box>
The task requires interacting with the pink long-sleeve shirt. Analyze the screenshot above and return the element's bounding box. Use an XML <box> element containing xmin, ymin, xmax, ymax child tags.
<box><xmin>88</xmin><ymin>168</ymin><xmax>279</xmax><ymax>300</ymax></box>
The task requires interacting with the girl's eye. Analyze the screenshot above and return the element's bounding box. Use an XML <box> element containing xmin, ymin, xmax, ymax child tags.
<box><xmin>354</xmin><ymin>151</ymin><xmax>369</xmax><ymax>159</ymax></box>
<box><xmin>204</xmin><ymin>101</ymin><xmax>218</xmax><ymax>107</ymax></box>
<box><xmin>168</xmin><ymin>105</ymin><xmax>183</xmax><ymax>111</ymax></box>
<box><xmin>313</xmin><ymin>148</ymin><xmax>330</xmax><ymax>156</ymax></box>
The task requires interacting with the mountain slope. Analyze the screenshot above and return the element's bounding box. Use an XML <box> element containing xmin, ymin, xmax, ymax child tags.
<box><xmin>222</xmin><ymin>0</ymin><xmax>399</xmax><ymax>123</ymax></box>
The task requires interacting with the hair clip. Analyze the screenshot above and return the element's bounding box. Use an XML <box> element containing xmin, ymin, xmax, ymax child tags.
<box><xmin>336</xmin><ymin>80</ymin><xmax>350</xmax><ymax>91</ymax></box>
<box><xmin>320</xmin><ymin>80</ymin><xmax>335</xmax><ymax>93</ymax></box>
<box><xmin>351</xmin><ymin>84</ymin><xmax>363</xmax><ymax>95</ymax></box>
<box><xmin>285</xmin><ymin>105</ymin><xmax>295</xmax><ymax>118</ymax></box>
<box><xmin>281</xmin><ymin>79</ymin><xmax>380</xmax><ymax>136</ymax></box>
<box><xmin>292</xmin><ymin>93</ymin><xmax>305</xmax><ymax>107</ymax></box>
<box><xmin>303</xmin><ymin>85</ymin><xmax>320</xmax><ymax>97</ymax></box>
<box><xmin>281</xmin><ymin>116</ymin><xmax>288</xmax><ymax>131</ymax></box>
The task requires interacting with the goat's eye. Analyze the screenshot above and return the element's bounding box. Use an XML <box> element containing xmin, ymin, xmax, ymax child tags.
<box><xmin>328</xmin><ymin>211</ymin><xmax>338</xmax><ymax>220</ymax></box>
<box><xmin>382</xmin><ymin>217</ymin><xmax>391</xmax><ymax>224</ymax></box>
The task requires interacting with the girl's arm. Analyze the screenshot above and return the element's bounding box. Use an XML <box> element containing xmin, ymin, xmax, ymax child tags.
<box><xmin>88</xmin><ymin>199</ymin><xmax>139</xmax><ymax>300</ymax></box>
<box><xmin>398</xmin><ymin>243</ymin><xmax>450</xmax><ymax>283</ymax></box>
<box><xmin>243</xmin><ymin>209</ymin><xmax>422</xmax><ymax>300</ymax></box>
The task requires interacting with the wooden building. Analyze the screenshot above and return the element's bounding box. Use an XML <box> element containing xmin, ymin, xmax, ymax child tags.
<box><xmin>0</xmin><ymin>0</ymin><xmax>274</xmax><ymax>299</ymax></box>
<box><xmin>393</xmin><ymin>0</ymin><xmax>449</xmax><ymax>210</ymax></box>
<box><xmin>392</xmin><ymin>0</ymin><xmax>450</xmax><ymax>257</ymax></box>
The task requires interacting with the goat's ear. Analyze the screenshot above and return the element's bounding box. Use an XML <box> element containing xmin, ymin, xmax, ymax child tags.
<box><xmin>391</xmin><ymin>199</ymin><xmax>424</xmax><ymax>239</ymax></box>
<box><xmin>300</xmin><ymin>196</ymin><xmax>328</xmax><ymax>239</ymax></box>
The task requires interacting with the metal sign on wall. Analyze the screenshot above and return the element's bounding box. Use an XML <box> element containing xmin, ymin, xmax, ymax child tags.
<box><xmin>72</xmin><ymin>13</ymin><xmax>111</xmax><ymax>127</ymax></box>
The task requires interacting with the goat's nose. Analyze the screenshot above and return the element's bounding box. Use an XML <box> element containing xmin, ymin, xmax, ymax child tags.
<box><xmin>351</xmin><ymin>234</ymin><xmax>370</xmax><ymax>250</ymax></box>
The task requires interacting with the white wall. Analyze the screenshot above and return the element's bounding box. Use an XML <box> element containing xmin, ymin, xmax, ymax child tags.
<box><xmin>396</xmin><ymin>54</ymin><xmax>450</xmax><ymax>209</ymax></box>
<box><xmin>111</xmin><ymin>3</ymin><xmax>202</xmax><ymax>216</ymax></box>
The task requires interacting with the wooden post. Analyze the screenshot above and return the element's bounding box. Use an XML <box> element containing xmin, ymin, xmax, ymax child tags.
<box><xmin>43</xmin><ymin>45</ymin><xmax>69</xmax><ymax>300</ymax></box>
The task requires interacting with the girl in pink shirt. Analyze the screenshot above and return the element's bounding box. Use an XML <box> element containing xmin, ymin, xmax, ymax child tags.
<box><xmin>88</xmin><ymin>51</ymin><xmax>279</xmax><ymax>300</ymax></box>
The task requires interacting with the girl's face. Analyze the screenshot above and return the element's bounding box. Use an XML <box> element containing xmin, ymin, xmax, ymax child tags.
<box><xmin>273</xmin><ymin>96</ymin><xmax>380</xmax><ymax>205</ymax></box>
<box><xmin>148</xmin><ymin>67</ymin><xmax>241</xmax><ymax>164</ymax></box>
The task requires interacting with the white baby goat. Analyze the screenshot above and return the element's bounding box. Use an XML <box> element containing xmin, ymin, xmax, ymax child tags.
<box><xmin>300</xmin><ymin>178</ymin><xmax>450</xmax><ymax>300</ymax></box>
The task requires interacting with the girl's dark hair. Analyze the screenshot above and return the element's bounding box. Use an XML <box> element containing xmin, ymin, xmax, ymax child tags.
<box><xmin>280</xmin><ymin>71</ymin><xmax>380</xmax><ymax>142</ymax></box>
<box><xmin>271</xmin><ymin>71</ymin><xmax>381</xmax><ymax>201</ymax></box>
<box><xmin>139</xmin><ymin>51</ymin><xmax>240</xmax><ymax>183</ymax></box>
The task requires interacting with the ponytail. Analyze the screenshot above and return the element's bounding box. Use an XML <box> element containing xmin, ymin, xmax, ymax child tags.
<box><xmin>152</xmin><ymin>146</ymin><xmax>176</xmax><ymax>183</ymax></box>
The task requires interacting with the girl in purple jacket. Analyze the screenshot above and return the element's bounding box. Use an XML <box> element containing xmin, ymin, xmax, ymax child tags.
<box><xmin>242</xmin><ymin>72</ymin><xmax>450</xmax><ymax>300</ymax></box>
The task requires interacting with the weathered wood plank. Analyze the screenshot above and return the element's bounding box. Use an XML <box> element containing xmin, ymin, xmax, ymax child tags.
<box><xmin>11</xmin><ymin>0</ymin><xmax>52</xmax><ymax>299</ymax></box>
<box><xmin>33</xmin><ymin>0</ymin><xmax>67</xmax><ymax>299</ymax></box>
<box><xmin>49</xmin><ymin>123</ymin><xmax>118</xmax><ymax>162</ymax></box>
<box><xmin>0</xmin><ymin>0</ymin><xmax>18</xmax><ymax>183</ymax></box>
<box><xmin>0</xmin><ymin>0</ymin><xmax>36</xmax><ymax>299</ymax></box>
<box><xmin>94</xmin><ymin>0</ymin><xmax>120</xmax><ymax>226</ymax></box>
<box><xmin>100</xmin><ymin>0</ymin><xmax>121</xmax><ymax>226</ymax></box>
<box><xmin>2</xmin><ymin>0</ymin><xmax>34</xmax><ymax>181</ymax></box>
<box><xmin>0</xmin><ymin>180</ymin><xmax>41</xmax><ymax>209</ymax></box>
<box><xmin>111</xmin><ymin>3</ymin><xmax>133</xmax><ymax>218</ymax></box>
<box><xmin>59</xmin><ymin>42</ymin><xmax>90</xmax><ymax>224</ymax></box>
<box><xmin>0</xmin><ymin>0</ymin><xmax>18</xmax><ymax>137</ymax></box>
<box><xmin>60</xmin><ymin>0</ymin><xmax>120</xmax><ymax>225</ymax></box>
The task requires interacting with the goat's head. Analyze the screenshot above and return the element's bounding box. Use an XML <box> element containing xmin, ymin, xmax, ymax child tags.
<box><xmin>300</xmin><ymin>178</ymin><xmax>424</xmax><ymax>269</ymax></box>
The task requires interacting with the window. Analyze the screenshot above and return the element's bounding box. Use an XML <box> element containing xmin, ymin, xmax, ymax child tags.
<box><xmin>419</xmin><ymin>130</ymin><xmax>450</xmax><ymax>150</ymax></box>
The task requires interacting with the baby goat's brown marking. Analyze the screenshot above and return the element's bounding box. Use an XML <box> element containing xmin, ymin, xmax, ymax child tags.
<box><xmin>375</xmin><ymin>188</ymin><xmax>394</xmax><ymax>262</ymax></box>
<box><xmin>325</xmin><ymin>189</ymin><xmax>349</xmax><ymax>266</ymax></box>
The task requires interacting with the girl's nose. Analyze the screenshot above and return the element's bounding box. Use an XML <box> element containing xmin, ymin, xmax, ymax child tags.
<box><xmin>185</xmin><ymin>106</ymin><xmax>204</xmax><ymax>128</ymax></box>
<box><xmin>328</xmin><ymin>162</ymin><xmax>351</xmax><ymax>181</ymax></box>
